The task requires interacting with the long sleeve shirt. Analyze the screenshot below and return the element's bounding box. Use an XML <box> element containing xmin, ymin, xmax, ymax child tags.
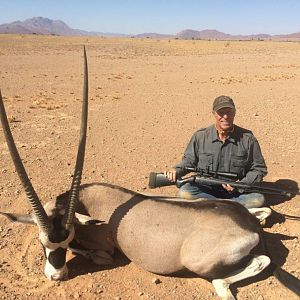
<box><xmin>175</xmin><ymin>124</ymin><xmax>267</xmax><ymax>185</ymax></box>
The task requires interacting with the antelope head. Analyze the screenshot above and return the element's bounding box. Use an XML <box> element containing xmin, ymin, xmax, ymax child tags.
<box><xmin>0</xmin><ymin>47</ymin><xmax>89</xmax><ymax>280</ymax></box>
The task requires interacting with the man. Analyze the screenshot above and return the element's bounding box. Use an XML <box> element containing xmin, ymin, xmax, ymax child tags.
<box><xmin>165</xmin><ymin>95</ymin><xmax>267</xmax><ymax>208</ymax></box>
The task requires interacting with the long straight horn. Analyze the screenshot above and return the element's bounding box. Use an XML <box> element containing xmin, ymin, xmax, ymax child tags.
<box><xmin>63</xmin><ymin>46</ymin><xmax>88</xmax><ymax>230</ymax></box>
<box><xmin>0</xmin><ymin>89</ymin><xmax>51</xmax><ymax>234</ymax></box>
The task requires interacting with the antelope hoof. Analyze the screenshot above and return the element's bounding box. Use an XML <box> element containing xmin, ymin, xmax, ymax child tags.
<box><xmin>88</xmin><ymin>250</ymin><xmax>114</xmax><ymax>265</ymax></box>
<box><xmin>248</xmin><ymin>207</ymin><xmax>272</xmax><ymax>224</ymax></box>
<box><xmin>212</xmin><ymin>279</ymin><xmax>236</xmax><ymax>300</ymax></box>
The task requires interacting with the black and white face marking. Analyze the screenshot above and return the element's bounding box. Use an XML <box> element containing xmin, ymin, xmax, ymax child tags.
<box><xmin>39</xmin><ymin>214</ymin><xmax>75</xmax><ymax>281</ymax></box>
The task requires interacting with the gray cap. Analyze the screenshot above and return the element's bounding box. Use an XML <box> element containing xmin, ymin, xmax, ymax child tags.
<box><xmin>213</xmin><ymin>95</ymin><xmax>235</xmax><ymax>112</ymax></box>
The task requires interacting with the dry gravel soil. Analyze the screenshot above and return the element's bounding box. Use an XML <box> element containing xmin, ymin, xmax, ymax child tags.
<box><xmin>0</xmin><ymin>35</ymin><xmax>299</xmax><ymax>300</ymax></box>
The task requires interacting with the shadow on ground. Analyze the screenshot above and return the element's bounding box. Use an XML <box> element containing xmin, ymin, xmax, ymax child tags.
<box><xmin>264</xmin><ymin>179</ymin><xmax>299</xmax><ymax>206</ymax></box>
<box><xmin>231</xmin><ymin>231</ymin><xmax>298</xmax><ymax>298</ymax></box>
<box><xmin>67</xmin><ymin>249</ymin><xmax>130</xmax><ymax>279</ymax></box>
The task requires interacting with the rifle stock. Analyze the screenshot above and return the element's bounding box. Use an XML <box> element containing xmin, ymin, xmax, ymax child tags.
<box><xmin>148</xmin><ymin>173</ymin><xmax>175</xmax><ymax>188</ymax></box>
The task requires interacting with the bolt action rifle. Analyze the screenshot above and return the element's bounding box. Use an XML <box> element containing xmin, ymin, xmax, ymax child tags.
<box><xmin>149</xmin><ymin>167</ymin><xmax>298</xmax><ymax>197</ymax></box>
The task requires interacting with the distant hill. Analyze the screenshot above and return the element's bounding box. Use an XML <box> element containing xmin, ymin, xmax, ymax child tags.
<box><xmin>174</xmin><ymin>29</ymin><xmax>300</xmax><ymax>40</ymax></box>
<box><xmin>175</xmin><ymin>29</ymin><xmax>273</xmax><ymax>40</ymax></box>
<box><xmin>0</xmin><ymin>17</ymin><xmax>81</xmax><ymax>35</ymax></box>
<box><xmin>0</xmin><ymin>17</ymin><xmax>299</xmax><ymax>40</ymax></box>
<box><xmin>176</xmin><ymin>29</ymin><xmax>232</xmax><ymax>40</ymax></box>
<box><xmin>134</xmin><ymin>32</ymin><xmax>174</xmax><ymax>39</ymax></box>
<box><xmin>0</xmin><ymin>17</ymin><xmax>128</xmax><ymax>37</ymax></box>
<box><xmin>273</xmin><ymin>32</ymin><xmax>300</xmax><ymax>39</ymax></box>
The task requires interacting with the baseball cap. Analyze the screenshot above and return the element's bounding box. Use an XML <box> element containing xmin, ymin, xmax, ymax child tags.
<box><xmin>213</xmin><ymin>95</ymin><xmax>235</xmax><ymax>112</ymax></box>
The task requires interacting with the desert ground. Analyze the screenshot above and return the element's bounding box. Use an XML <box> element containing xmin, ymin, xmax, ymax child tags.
<box><xmin>0</xmin><ymin>35</ymin><xmax>299</xmax><ymax>300</ymax></box>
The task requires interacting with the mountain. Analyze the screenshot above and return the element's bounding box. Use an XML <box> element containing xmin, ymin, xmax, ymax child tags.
<box><xmin>0</xmin><ymin>17</ymin><xmax>127</xmax><ymax>37</ymax></box>
<box><xmin>0</xmin><ymin>17</ymin><xmax>299</xmax><ymax>40</ymax></box>
<box><xmin>176</xmin><ymin>29</ymin><xmax>232</xmax><ymax>40</ymax></box>
<box><xmin>0</xmin><ymin>17</ymin><xmax>78</xmax><ymax>35</ymax></box>
<box><xmin>273</xmin><ymin>32</ymin><xmax>300</xmax><ymax>39</ymax></box>
<box><xmin>175</xmin><ymin>29</ymin><xmax>273</xmax><ymax>40</ymax></box>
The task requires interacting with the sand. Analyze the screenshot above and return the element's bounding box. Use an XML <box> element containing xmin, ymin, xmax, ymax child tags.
<box><xmin>0</xmin><ymin>34</ymin><xmax>299</xmax><ymax>299</ymax></box>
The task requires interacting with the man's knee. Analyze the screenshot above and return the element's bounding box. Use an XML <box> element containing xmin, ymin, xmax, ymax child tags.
<box><xmin>178</xmin><ymin>189</ymin><xmax>195</xmax><ymax>200</ymax></box>
<box><xmin>243</xmin><ymin>193</ymin><xmax>265</xmax><ymax>208</ymax></box>
<box><xmin>178</xmin><ymin>183</ymin><xmax>198</xmax><ymax>200</ymax></box>
<box><xmin>178</xmin><ymin>183</ymin><xmax>217</xmax><ymax>200</ymax></box>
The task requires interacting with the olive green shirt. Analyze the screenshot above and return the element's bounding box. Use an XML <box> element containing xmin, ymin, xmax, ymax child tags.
<box><xmin>176</xmin><ymin>124</ymin><xmax>267</xmax><ymax>184</ymax></box>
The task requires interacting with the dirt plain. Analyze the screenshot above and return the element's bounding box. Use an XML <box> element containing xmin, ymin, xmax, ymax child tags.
<box><xmin>0</xmin><ymin>35</ymin><xmax>299</xmax><ymax>300</ymax></box>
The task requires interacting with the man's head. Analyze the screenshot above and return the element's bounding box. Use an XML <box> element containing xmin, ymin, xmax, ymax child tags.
<box><xmin>212</xmin><ymin>95</ymin><xmax>236</xmax><ymax>132</ymax></box>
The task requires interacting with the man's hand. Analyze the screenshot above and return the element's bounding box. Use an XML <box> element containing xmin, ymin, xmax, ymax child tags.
<box><xmin>222</xmin><ymin>183</ymin><xmax>236</xmax><ymax>192</ymax></box>
<box><xmin>222</xmin><ymin>179</ymin><xmax>240</xmax><ymax>193</ymax></box>
<box><xmin>164</xmin><ymin>170</ymin><xmax>177</xmax><ymax>182</ymax></box>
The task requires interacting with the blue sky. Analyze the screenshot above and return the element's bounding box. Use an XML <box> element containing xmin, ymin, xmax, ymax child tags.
<box><xmin>0</xmin><ymin>0</ymin><xmax>299</xmax><ymax>35</ymax></box>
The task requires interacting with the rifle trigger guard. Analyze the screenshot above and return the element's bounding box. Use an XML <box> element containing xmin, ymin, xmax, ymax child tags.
<box><xmin>175</xmin><ymin>176</ymin><xmax>196</xmax><ymax>188</ymax></box>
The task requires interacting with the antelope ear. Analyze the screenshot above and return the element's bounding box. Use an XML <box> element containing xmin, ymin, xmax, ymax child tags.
<box><xmin>0</xmin><ymin>212</ymin><xmax>36</xmax><ymax>224</ymax></box>
<box><xmin>74</xmin><ymin>212</ymin><xmax>104</xmax><ymax>225</ymax></box>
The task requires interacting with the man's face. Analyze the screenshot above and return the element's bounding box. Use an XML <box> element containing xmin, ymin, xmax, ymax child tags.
<box><xmin>213</xmin><ymin>107</ymin><xmax>236</xmax><ymax>131</ymax></box>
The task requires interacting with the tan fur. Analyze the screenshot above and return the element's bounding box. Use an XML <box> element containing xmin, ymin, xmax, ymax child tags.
<box><xmin>69</xmin><ymin>183</ymin><xmax>261</xmax><ymax>277</ymax></box>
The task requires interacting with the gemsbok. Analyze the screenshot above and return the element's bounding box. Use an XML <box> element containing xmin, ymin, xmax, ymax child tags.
<box><xmin>0</xmin><ymin>47</ymin><xmax>299</xmax><ymax>300</ymax></box>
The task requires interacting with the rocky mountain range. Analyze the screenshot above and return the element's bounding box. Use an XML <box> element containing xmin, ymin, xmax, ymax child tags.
<box><xmin>175</xmin><ymin>29</ymin><xmax>274</xmax><ymax>40</ymax></box>
<box><xmin>0</xmin><ymin>17</ymin><xmax>127</xmax><ymax>37</ymax></box>
<box><xmin>0</xmin><ymin>17</ymin><xmax>300</xmax><ymax>40</ymax></box>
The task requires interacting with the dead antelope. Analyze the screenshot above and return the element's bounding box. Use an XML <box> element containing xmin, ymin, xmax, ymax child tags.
<box><xmin>0</xmin><ymin>48</ymin><xmax>299</xmax><ymax>300</ymax></box>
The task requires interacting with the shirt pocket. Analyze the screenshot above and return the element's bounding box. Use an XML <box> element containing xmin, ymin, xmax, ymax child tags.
<box><xmin>230</xmin><ymin>154</ymin><xmax>248</xmax><ymax>176</ymax></box>
<box><xmin>198</xmin><ymin>153</ymin><xmax>213</xmax><ymax>170</ymax></box>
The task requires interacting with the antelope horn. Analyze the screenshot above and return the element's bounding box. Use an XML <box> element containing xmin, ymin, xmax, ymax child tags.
<box><xmin>0</xmin><ymin>90</ymin><xmax>51</xmax><ymax>234</ymax></box>
<box><xmin>63</xmin><ymin>46</ymin><xmax>88</xmax><ymax>230</ymax></box>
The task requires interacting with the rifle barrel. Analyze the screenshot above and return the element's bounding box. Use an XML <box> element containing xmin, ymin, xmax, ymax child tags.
<box><xmin>193</xmin><ymin>177</ymin><xmax>293</xmax><ymax>197</ymax></box>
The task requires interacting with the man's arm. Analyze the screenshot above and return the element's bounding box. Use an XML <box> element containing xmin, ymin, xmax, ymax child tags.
<box><xmin>165</xmin><ymin>133</ymin><xmax>199</xmax><ymax>181</ymax></box>
<box><xmin>175</xmin><ymin>133</ymin><xmax>199</xmax><ymax>175</ymax></box>
<box><xmin>240</xmin><ymin>136</ymin><xmax>267</xmax><ymax>185</ymax></box>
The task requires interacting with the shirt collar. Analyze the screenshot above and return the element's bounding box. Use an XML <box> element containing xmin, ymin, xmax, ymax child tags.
<box><xmin>211</xmin><ymin>125</ymin><xmax>237</xmax><ymax>143</ymax></box>
<box><xmin>211</xmin><ymin>126</ymin><xmax>219</xmax><ymax>142</ymax></box>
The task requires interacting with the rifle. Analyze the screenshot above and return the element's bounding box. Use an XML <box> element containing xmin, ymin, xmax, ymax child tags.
<box><xmin>148</xmin><ymin>168</ymin><xmax>297</xmax><ymax>197</ymax></box>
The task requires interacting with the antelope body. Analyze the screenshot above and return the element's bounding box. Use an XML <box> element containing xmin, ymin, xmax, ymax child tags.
<box><xmin>63</xmin><ymin>183</ymin><xmax>262</xmax><ymax>275</ymax></box>
<box><xmin>0</xmin><ymin>48</ymin><xmax>299</xmax><ymax>300</ymax></box>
